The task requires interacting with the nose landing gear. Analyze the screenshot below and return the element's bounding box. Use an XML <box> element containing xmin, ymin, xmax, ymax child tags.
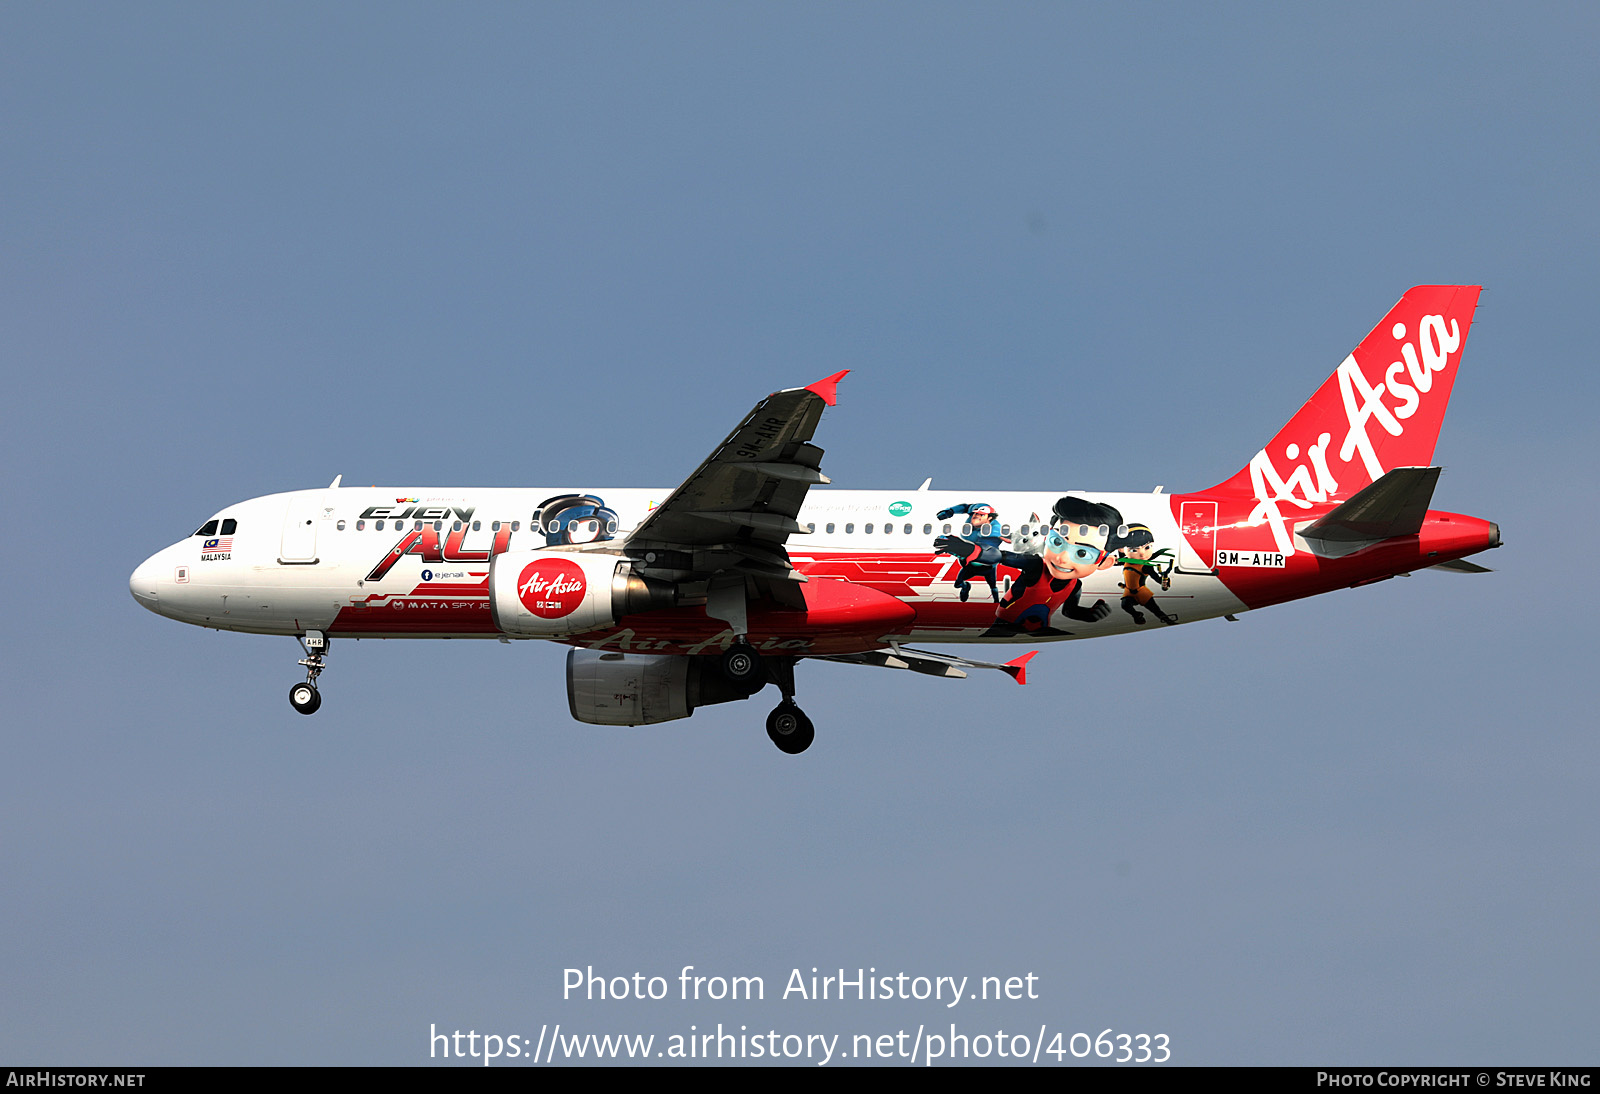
<box><xmin>290</xmin><ymin>630</ymin><xmax>328</xmax><ymax>715</ymax></box>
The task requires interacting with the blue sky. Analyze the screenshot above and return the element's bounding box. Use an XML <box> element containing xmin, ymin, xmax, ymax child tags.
<box><xmin>2</xmin><ymin>3</ymin><xmax>1595</xmax><ymax>1065</ymax></box>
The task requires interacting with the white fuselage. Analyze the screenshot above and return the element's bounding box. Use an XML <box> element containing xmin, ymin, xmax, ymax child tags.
<box><xmin>130</xmin><ymin>485</ymin><xmax>1247</xmax><ymax>643</ymax></box>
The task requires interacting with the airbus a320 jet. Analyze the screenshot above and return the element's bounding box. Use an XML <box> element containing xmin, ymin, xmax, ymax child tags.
<box><xmin>131</xmin><ymin>286</ymin><xmax>1499</xmax><ymax>753</ymax></box>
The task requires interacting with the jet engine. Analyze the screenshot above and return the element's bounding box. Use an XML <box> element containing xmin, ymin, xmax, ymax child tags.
<box><xmin>566</xmin><ymin>650</ymin><xmax>755</xmax><ymax>726</ymax></box>
<box><xmin>489</xmin><ymin>550</ymin><xmax>674</xmax><ymax>637</ymax></box>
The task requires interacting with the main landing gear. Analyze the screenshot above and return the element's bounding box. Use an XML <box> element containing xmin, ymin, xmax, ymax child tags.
<box><xmin>725</xmin><ymin>645</ymin><xmax>815</xmax><ymax>755</ymax></box>
<box><xmin>765</xmin><ymin>700</ymin><xmax>815</xmax><ymax>755</ymax></box>
<box><xmin>720</xmin><ymin>640</ymin><xmax>763</xmax><ymax>688</ymax></box>
<box><xmin>290</xmin><ymin>630</ymin><xmax>328</xmax><ymax>715</ymax></box>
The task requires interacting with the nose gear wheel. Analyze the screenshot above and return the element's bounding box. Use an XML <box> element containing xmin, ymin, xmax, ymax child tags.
<box><xmin>289</xmin><ymin>681</ymin><xmax>321</xmax><ymax>714</ymax></box>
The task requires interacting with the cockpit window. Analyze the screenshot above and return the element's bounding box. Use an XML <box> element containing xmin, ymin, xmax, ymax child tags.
<box><xmin>220</xmin><ymin>518</ymin><xmax>237</xmax><ymax>535</ymax></box>
<box><xmin>195</xmin><ymin>520</ymin><xmax>219</xmax><ymax>537</ymax></box>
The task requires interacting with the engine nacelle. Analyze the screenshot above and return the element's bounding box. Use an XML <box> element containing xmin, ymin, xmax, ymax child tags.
<box><xmin>489</xmin><ymin>550</ymin><xmax>673</xmax><ymax>637</ymax></box>
<box><xmin>566</xmin><ymin>650</ymin><xmax>755</xmax><ymax>726</ymax></box>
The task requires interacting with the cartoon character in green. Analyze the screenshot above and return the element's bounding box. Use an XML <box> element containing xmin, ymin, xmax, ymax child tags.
<box><xmin>1117</xmin><ymin>524</ymin><xmax>1177</xmax><ymax>625</ymax></box>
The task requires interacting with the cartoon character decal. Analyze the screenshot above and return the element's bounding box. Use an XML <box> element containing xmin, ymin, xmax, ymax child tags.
<box><xmin>933</xmin><ymin>502</ymin><xmax>1006</xmax><ymax>602</ymax></box>
<box><xmin>1117</xmin><ymin>524</ymin><xmax>1178</xmax><ymax>625</ymax></box>
<box><xmin>934</xmin><ymin>495</ymin><xmax>1130</xmax><ymax>636</ymax></box>
<box><xmin>534</xmin><ymin>494</ymin><xmax>619</xmax><ymax>547</ymax></box>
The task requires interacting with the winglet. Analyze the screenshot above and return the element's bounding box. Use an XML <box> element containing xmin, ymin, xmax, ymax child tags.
<box><xmin>805</xmin><ymin>369</ymin><xmax>850</xmax><ymax>407</ymax></box>
<box><xmin>1002</xmin><ymin>650</ymin><xmax>1038</xmax><ymax>685</ymax></box>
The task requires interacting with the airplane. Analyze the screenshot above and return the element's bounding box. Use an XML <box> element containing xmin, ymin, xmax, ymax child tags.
<box><xmin>130</xmin><ymin>285</ymin><xmax>1498</xmax><ymax>754</ymax></box>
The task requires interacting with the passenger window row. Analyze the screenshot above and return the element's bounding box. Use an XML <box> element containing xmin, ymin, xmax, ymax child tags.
<box><xmin>199</xmin><ymin>513</ymin><xmax>635</xmax><ymax>537</ymax></box>
<box><xmin>327</xmin><ymin>517</ymin><xmax>622</xmax><ymax>534</ymax></box>
<box><xmin>807</xmin><ymin>521</ymin><xmax>960</xmax><ymax>537</ymax></box>
<box><xmin>340</xmin><ymin>519</ymin><xmax>527</xmax><ymax>533</ymax></box>
<box><xmin>206</xmin><ymin>511</ymin><xmax>1004</xmax><ymax>543</ymax></box>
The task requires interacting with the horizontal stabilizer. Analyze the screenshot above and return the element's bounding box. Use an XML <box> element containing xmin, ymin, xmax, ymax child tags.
<box><xmin>1298</xmin><ymin>466</ymin><xmax>1440</xmax><ymax>559</ymax></box>
<box><xmin>1428</xmin><ymin>557</ymin><xmax>1493</xmax><ymax>574</ymax></box>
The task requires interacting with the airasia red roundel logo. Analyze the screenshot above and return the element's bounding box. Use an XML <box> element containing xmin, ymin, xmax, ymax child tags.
<box><xmin>516</xmin><ymin>558</ymin><xmax>587</xmax><ymax>618</ymax></box>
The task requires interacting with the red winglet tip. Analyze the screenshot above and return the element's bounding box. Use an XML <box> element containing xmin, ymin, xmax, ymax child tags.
<box><xmin>805</xmin><ymin>369</ymin><xmax>850</xmax><ymax>407</ymax></box>
<box><xmin>1004</xmin><ymin>650</ymin><xmax>1039</xmax><ymax>685</ymax></box>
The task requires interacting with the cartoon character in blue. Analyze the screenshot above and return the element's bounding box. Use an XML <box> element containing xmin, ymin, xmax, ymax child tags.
<box><xmin>934</xmin><ymin>502</ymin><xmax>1005</xmax><ymax>602</ymax></box>
<box><xmin>534</xmin><ymin>494</ymin><xmax>620</xmax><ymax>546</ymax></box>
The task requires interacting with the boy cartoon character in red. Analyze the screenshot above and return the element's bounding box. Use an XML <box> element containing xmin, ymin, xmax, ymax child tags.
<box><xmin>935</xmin><ymin>495</ymin><xmax>1124</xmax><ymax>637</ymax></box>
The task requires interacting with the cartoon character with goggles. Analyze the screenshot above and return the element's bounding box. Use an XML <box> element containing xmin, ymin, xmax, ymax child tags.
<box><xmin>935</xmin><ymin>495</ymin><xmax>1124</xmax><ymax>636</ymax></box>
<box><xmin>933</xmin><ymin>501</ymin><xmax>1006</xmax><ymax>602</ymax></box>
<box><xmin>533</xmin><ymin>494</ymin><xmax>620</xmax><ymax>547</ymax></box>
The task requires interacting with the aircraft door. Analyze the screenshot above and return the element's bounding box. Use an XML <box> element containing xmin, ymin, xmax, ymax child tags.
<box><xmin>279</xmin><ymin>493</ymin><xmax>323</xmax><ymax>564</ymax></box>
<box><xmin>1176</xmin><ymin>500</ymin><xmax>1217</xmax><ymax>574</ymax></box>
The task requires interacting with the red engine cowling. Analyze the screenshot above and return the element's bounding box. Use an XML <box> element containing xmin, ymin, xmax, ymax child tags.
<box><xmin>566</xmin><ymin>650</ymin><xmax>755</xmax><ymax>726</ymax></box>
<box><xmin>489</xmin><ymin>550</ymin><xmax>673</xmax><ymax>637</ymax></box>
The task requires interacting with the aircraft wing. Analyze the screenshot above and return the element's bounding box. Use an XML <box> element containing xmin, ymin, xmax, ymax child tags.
<box><xmin>819</xmin><ymin>647</ymin><xmax>1037</xmax><ymax>684</ymax></box>
<box><xmin>623</xmin><ymin>371</ymin><xmax>848</xmax><ymax>608</ymax></box>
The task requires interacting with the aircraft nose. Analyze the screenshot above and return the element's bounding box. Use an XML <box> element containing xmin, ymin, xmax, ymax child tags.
<box><xmin>130</xmin><ymin>554</ymin><xmax>162</xmax><ymax>610</ymax></box>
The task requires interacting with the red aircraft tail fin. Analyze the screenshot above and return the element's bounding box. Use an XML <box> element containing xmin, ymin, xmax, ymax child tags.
<box><xmin>1209</xmin><ymin>285</ymin><xmax>1482</xmax><ymax>504</ymax></box>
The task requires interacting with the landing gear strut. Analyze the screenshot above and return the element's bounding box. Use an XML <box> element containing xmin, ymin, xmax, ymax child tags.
<box><xmin>290</xmin><ymin>630</ymin><xmax>328</xmax><ymax>715</ymax></box>
<box><xmin>762</xmin><ymin>656</ymin><xmax>814</xmax><ymax>754</ymax></box>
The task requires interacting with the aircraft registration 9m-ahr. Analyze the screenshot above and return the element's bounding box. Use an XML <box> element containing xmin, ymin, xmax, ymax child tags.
<box><xmin>131</xmin><ymin>286</ymin><xmax>1498</xmax><ymax>753</ymax></box>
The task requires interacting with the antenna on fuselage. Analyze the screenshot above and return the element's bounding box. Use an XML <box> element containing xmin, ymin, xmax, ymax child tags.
<box><xmin>328</xmin><ymin>474</ymin><xmax>342</xmax><ymax>489</ymax></box>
